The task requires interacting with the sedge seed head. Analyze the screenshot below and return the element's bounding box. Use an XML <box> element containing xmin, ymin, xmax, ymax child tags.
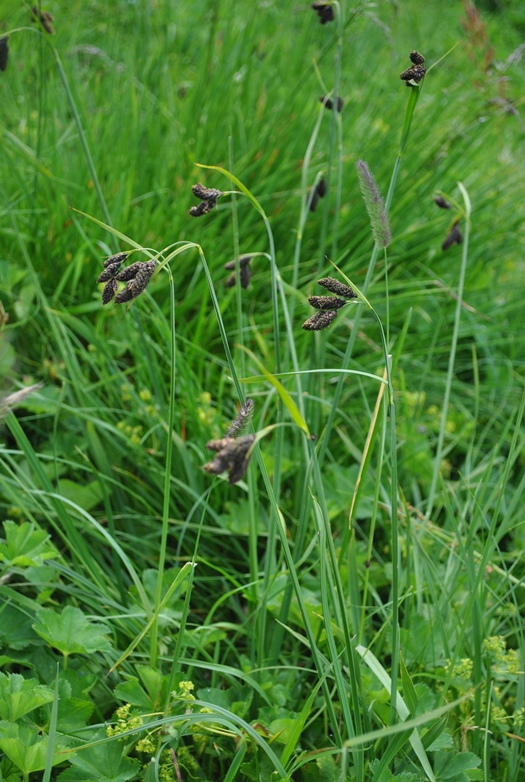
<box><xmin>441</xmin><ymin>219</ymin><xmax>463</xmax><ymax>251</ymax></box>
<box><xmin>302</xmin><ymin>310</ymin><xmax>338</xmax><ymax>331</ymax></box>
<box><xmin>308</xmin><ymin>296</ymin><xmax>346</xmax><ymax>310</ymax></box>
<box><xmin>317</xmin><ymin>277</ymin><xmax>356</xmax><ymax>299</ymax></box>
<box><xmin>0</xmin><ymin>37</ymin><xmax>9</xmax><ymax>72</ymax></box>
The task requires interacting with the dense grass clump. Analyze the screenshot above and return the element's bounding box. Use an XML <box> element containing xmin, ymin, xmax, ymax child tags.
<box><xmin>1</xmin><ymin>1</ymin><xmax>524</xmax><ymax>780</ymax></box>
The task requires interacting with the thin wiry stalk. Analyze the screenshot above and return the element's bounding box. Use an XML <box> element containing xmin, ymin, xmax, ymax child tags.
<box><xmin>150</xmin><ymin>262</ymin><xmax>176</xmax><ymax>668</ymax></box>
<box><xmin>426</xmin><ymin>183</ymin><xmax>471</xmax><ymax>518</ymax></box>
<box><xmin>317</xmin><ymin>85</ymin><xmax>421</xmax><ymax>470</ymax></box>
<box><xmin>197</xmin><ymin>246</ymin><xmax>345</xmax><ymax>740</ymax></box>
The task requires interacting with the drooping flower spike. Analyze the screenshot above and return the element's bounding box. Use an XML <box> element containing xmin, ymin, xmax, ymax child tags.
<box><xmin>189</xmin><ymin>183</ymin><xmax>224</xmax><ymax>217</ymax></box>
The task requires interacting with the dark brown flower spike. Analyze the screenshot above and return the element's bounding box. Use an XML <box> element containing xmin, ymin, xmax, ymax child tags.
<box><xmin>102</xmin><ymin>279</ymin><xmax>118</xmax><ymax>305</ymax></box>
<box><xmin>203</xmin><ymin>434</ymin><xmax>255</xmax><ymax>485</ymax></box>
<box><xmin>311</xmin><ymin>2</ymin><xmax>334</xmax><ymax>24</ymax></box>
<box><xmin>0</xmin><ymin>37</ymin><xmax>9</xmax><ymax>72</ymax></box>
<box><xmin>224</xmin><ymin>398</ymin><xmax>254</xmax><ymax>438</ymax></box>
<box><xmin>308</xmin><ymin>296</ymin><xmax>346</xmax><ymax>310</ymax></box>
<box><xmin>97</xmin><ymin>262</ymin><xmax>122</xmax><ymax>283</ymax></box>
<box><xmin>302</xmin><ymin>310</ymin><xmax>338</xmax><ymax>331</ymax></box>
<box><xmin>400</xmin><ymin>50</ymin><xmax>426</xmax><ymax>86</ymax></box>
<box><xmin>434</xmin><ymin>196</ymin><xmax>451</xmax><ymax>209</ymax></box>
<box><xmin>189</xmin><ymin>182</ymin><xmax>224</xmax><ymax>217</ymax></box>
<box><xmin>320</xmin><ymin>95</ymin><xmax>343</xmax><ymax>112</ymax></box>
<box><xmin>115</xmin><ymin>261</ymin><xmax>145</xmax><ymax>281</ymax></box>
<box><xmin>317</xmin><ymin>277</ymin><xmax>357</xmax><ymax>299</ymax></box>
<box><xmin>441</xmin><ymin>219</ymin><xmax>463</xmax><ymax>251</ymax></box>
<box><xmin>189</xmin><ymin>202</ymin><xmax>210</xmax><ymax>217</ymax></box>
<box><xmin>308</xmin><ymin>178</ymin><xmax>327</xmax><ymax>212</ymax></box>
<box><xmin>114</xmin><ymin>260</ymin><xmax>156</xmax><ymax>304</ymax></box>
<box><xmin>224</xmin><ymin>255</ymin><xmax>251</xmax><ymax>271</ymax></box>
<box><xmin>103</xmin><ymin>252</ymin><xmax>128</xmax><ymax>268</ymax></box>
<box><xmin>32</xmin><ymin>6</ymin><xmax>55</xmax><ymax>35</ymax></box>
<box><xmin>192</xmin><ymin>183</ymin><xmax>223</xmax><ymax>201</ymax></box>
<box><xmin>225</xmin><ymin>256</ymin><xmax>252</xmax><ymax>289</ymax></box>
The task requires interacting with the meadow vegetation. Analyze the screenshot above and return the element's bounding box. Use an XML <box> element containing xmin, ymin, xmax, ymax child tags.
<box><xmin>1</xmin><ymin>0</ymin><xmax>525</xmax><ymax>780</ymax></box>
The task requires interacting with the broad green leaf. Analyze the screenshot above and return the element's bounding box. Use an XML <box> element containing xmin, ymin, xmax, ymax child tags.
<box><xmin>0</xmin><ymin>673</ymin><xmax>54</xmax><ymax>721</ymax></box>
<box><xmin>57</xmin><ymin>480</ymin><xmax>105</xmax><ymax>514</ymax></box>
<box><xmin>0</xmin><ymin>603</ymin><xmax>40</xmax><ymax>650</ymax></box>
<box><xmin>56</xmin><ymin>739</ymin><xmax>140</xmax><ymax>782</ymax></box>
<box><xmin>369</xmin><ymin>760</ymin><xmax>418</xmax><ymax>781</ymax></box>
<box><xmin>434</xmin><ymin>750</ymin><xmax>481</xmax><ymax>781</ymax></box>
<box><xmin>113</xmin><ymin>677</ymin><xmax>152</xmax><ymax>710</ymax></box>
<box><xmin>0</xmin><ymin>521</ymin><xmax>56</xmax><ymax>568</ymax></box>
<box><xmin>0</xmin><ymin>722</ymin><xmax>65</xmax><ymax>774</ymax></box>
<box><xmin>0</xmin><ymin>753</ymin><xmax>23</xmax><ymax>782</ymax></box>
<box><xmin>301</xmin><ymin>754</ymin><xmax>339</xmax><ymax>781</ymax></box>
<box><xmin>33</xmin><ymin>606</ymin><xmax>112</xmax><ymax>658</ymax></box>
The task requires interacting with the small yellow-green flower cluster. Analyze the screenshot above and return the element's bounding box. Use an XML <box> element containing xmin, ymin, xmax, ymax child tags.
<box><xmin>484</xmin><ymin>635</ymin><xmax>521</xmax><ymax>675</ymax></box>
<box><xmin>117</xmin><ymin>420</ymin><xmax>143</xmax><ymax>445</ymax></box>
<box><xmin>106</xmin><ymin>703</ymin><xmax>144</xmax><ymax>738</ymax></box>
<box><xmin>176</xmin><ymin>680</ymin><xmax>196</xmax><ymax>700</ymax></box>
<box><xmin>447</xmin><ymin>657</ymin><xmax>474</xmax><ymax>681</ymax></box>
<box><xmin>139</xmin><ymin>388</ymin><xmax>158</xmax><ymax>417</ymax></box>
<box><xmin>136</xmin><ymin>735</ymin><xmax>156</xmax><ymax>754</ymax></box>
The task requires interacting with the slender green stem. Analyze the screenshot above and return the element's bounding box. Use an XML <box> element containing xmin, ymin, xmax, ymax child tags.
<box><xmin>426</xmin><ymin>184</ymin><xmax>471</xmax><ymax>518</ymax></box>
<box><xmin>150</xmin><ymin>264</ymin><xmax>176</xmax><ymax>668</ymax></box>
<box><xmin>317</xmin><ymin>86</ymin><xmax>421</xmax><ymax>468</ymax></box>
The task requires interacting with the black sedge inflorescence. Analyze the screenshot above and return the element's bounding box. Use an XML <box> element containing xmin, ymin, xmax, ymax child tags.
<box><xmin>189</xmin><ymin>182</ymin><xmax>224</xmax><ymax>217</ymax></box>
<box><xmin>434</xmin><ymin>195</ymin><xmax>451</xmax><ymax>210</ymax></box>
<box><xmin>97</xmin><ymin>253</ymin><xmax>156</xmax><ymax>305</ymax></box>
<box><xmin>320</xmin><ymin>95</ymin><xmax>343</xmax><ymax>112</ymax></box>
<box><xmin>302</xmin><ymin>278</ymin><xmax>356</xmax><ymax>331</ymax></box>
<box><xmin>224</xmin><ymin>255</ymin><xmax>252</xmax><ymax>289</ymax></box>
<box><xmin>441</xmin><ymin>218</ymin><xmax>463</xmax><ymax>251</ymax></box>
<box><xmin>0</xmin><ymin>37</ymin><xmax>9</xmax><ymax>72</ymax></box>
<box><xmin>311</xmin><ymin>2</ymin><xmax>334</xmax><ymax>24</ymax></box>
<box><xmin>400</xmin><ymin>50</ymin><xmax>426</xmax><ymax>86</ymax></box>
<box><xmin>308</xmin><ymin>296</ymin><xmax>346</xmax><ymax>311</ymax></box>
<box><xmin>308</xmin><ymin>178</ymin><xmax>327</xmax><ymax>212</ymax></box>
<box><xmin>31</xmin><ymin>5</ymin><xmax>55</xmax><ymax>35</ymax></box>
<box><xmin>302</xmin><ymin>310</ymin><xmax>338</xmax><ymax>331</ymax></box>
<box><xmin>318</xmin><ymin>277</ymin><xmax>357</xmax><ymax>299</ymax></box>
<box><xmin>203</xmin><ymin>398</ymin><xmax>256</xmax><ymax>484</ymax></box>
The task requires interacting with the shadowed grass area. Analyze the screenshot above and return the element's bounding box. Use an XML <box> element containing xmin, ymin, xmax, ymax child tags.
<box><xmin>0</xmin><ymin>0</ymin><xmax>524</xmax><ymax>780</ymax></box>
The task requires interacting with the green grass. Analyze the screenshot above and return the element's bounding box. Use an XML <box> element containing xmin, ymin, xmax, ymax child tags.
<box><xmin>1</xmin><ymin>0</ymin><xmax>525</xmax><ymax>780</ymax></box>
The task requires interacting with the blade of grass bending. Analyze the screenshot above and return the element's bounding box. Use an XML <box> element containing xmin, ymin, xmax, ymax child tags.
<box><xmin>309</xmin><ymin>442</ymin><xmax>368</xmax><ymax>749</ymax></box>
<box><xmin>327</xmin><ymin>262</ymin><xmax>401</xmax><ymax>721</ymax></box>
<box><xmin>239</xmin><ymin>347</ymin><xmax>310</xmax><ymax>436</ymax></box>
<box><xmin>312</xmin><ymin>495</ymin><xmax>358</xmax><ymax>746</ymax></box>
<box><xmin>109</xmin><ymin>562</ymin><xmax>194</xmax><ymax>674</ymax></box>
<box><xmin>356</xmin><ymin>645</ymin><xmax>436</xmax><ymax>782</ymax></box>
<box><xmin>164</xmin><ymin>491</ymin><xmax>209</xmax><ymax>714</ymax></box>
<box><xmin>42</xmin><ymin>491</ymin><xmax>149</xmax><ymax>611</ymax></box>
<box><xmin>4</xmin><ymin>412</ymin><xmax>107</xmax><ymax>591</ymax></box>
<box><xmin>198</xmin><ymin>248</ymin><xmax>344</xmax><ymax>747</ymax></box>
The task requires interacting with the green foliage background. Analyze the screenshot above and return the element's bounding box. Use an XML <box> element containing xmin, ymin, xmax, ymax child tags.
<box><xmin>0</xmin><ymin>0</ymin><xmax>524</xmax><ymax>780</ymax></box>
